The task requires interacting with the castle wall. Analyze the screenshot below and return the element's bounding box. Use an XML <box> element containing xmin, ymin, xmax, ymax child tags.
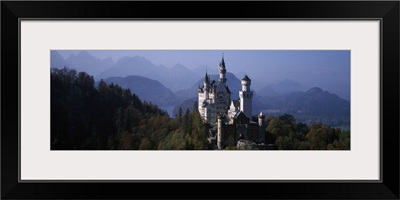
<box><xmin>217</xmin><ymin>118</ymin><xmax>222</xmax><ymax>150</ymax></box>
<box><xmin>246</xmin><ymin>124</ymin><xmax>260</xmax><ymax>142</ymax></box>
<box><xmin>223</xmin><ymin>125</ymin><xmax>236</xmax><ymax>147</ymax></box>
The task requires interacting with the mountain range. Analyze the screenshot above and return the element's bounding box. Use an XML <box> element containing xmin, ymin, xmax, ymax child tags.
<box><xmin>51</xmin><ymin>51</ymin><xmax>350</xmax><ymax>127</ymax></box>
<box><xmin>96</xmin><ymin>56</ymin><xmax>202</xmax><ymax>92</ymax></box>
<box><xmin>256</xmin><ymin>79</ymin><xmax>307</xmax><ymax>97</ymax></box>
<box><xmin>258</xmin><ymin>87</ymin><xmax>350</xmax><ymax>127</ymax></box>
<box><xmin>173</xmin><ymin>87</ymin><xmax>350</xmax><ymax>127</ymax></box>
<box><xmin>51</xmin><ymin>51</ymin><xmax>114</xmax><ymax>76</ymax></box>
<box><xmin>52</xmin><ymin>51</ymin><xmax>215</xmax><ymax>92</ymax></box>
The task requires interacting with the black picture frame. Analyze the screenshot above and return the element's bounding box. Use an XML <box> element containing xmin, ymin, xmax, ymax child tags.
<box><xmin>1</xmin><ymin>1</ymin><xmax>399</xmax><ymax>199</ymax></box>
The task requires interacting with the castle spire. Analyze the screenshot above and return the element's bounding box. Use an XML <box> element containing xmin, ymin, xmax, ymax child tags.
<box><xmin>219</xmin><ymin>53</ymin><xmax>227</xmax><ymax>84</ymax></box>
<box><xmin>204</xmin><ymin>71</ymin><xmax>209</xmax><ymax>83</ymax></box>
<box><xmin>220</xmin><ymin>53</ymin><xmax>225</xmax><ymax>68</ymax></box>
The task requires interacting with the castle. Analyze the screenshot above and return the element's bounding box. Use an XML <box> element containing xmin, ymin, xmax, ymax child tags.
<box><xmin>198</xmin><ymin>56</ymin><xmax>266</xmax><ymax>150</ymax></box>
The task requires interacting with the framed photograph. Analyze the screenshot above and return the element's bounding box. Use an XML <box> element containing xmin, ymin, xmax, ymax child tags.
<box><xmin>2</xmin><ymin>1</ymin><xmax>399</xmax><ymax>199</ymax></box>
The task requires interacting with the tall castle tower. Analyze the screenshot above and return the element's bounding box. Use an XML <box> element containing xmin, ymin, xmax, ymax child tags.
<box><xmin>203</xmin><ymin>71</ymin><xmax>210</xmax><ymax>100</ymax></box>
<box><xmin>219</xmin><ymin>55</ymin><xmax>227</xmax><ymax>85</ymax></box>
<box><xmin>197</xmin><ymin>55</ymin><xmax>266</xmax><ymax>149</ymax></box>
<box><xmin>217</xmin><ymin>114</ymin><xmax>224</xmax><ymax>150</ymax></box>
<box><xmin>239</xmin><ymin>75</ymin><xmax>253</xmax><ymax>119</ymax></box>
<box><xmin>198</xmin><ymin>56</ymin><xmax>231</xmax><ymax>124</ymax></box>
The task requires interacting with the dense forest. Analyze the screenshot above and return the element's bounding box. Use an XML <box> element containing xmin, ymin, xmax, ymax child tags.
<box><xmin>51</xmin><ymin>67</ymin><xmax>210</xmax><ymax>150</ymax></box>
<box><xmin>51</xmin><ymin>68</ymin><xmax>350</xmax><ymax>150</ymax></box>
<box><xmin>261</xmin><ymin>114</ymin><xmax>350</xmax><ymax>150</ymax></box>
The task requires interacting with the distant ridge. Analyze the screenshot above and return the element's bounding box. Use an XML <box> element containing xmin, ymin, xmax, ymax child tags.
<box><xmin>257</xmin><ymin>79</ymin><xmax>307</xmax><ymax>97</ymax></box>
<box><xmin>259</xmin><ymin>87</ymin><xmax>350</xmax><ymax>127</ymax></box>
<box><xmin>102</xmin><ymin>75</ymin><xmax>181</xmax><ymax>107</ymax></box>
<box><xmin>96</xmin><ymin>56</ymin><xmax>200</xmax><ymax>92</ymax></box>
<box><xmin>175</xmin><ymin>87</ymin><xmax>350</xmax><ymax>127</ymax></box>
<box><xmin>51</xmin><ymin>51</ymin><xmax>115</xmax><ymax>76</ymax></box>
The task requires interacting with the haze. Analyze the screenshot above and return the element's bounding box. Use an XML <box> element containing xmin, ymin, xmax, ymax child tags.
<box><xmin>55</xmin><ymin>50</ymin><xmax>350</xmax><ymax>100</ymax></box>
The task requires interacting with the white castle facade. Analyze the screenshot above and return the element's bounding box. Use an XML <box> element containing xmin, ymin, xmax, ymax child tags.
<box><xmin>197</xmin><ymin>56</ymin><xmax>266</xmax><ymax>149</ymax></box>
<box><xmin>198</xmin><ymin>56</ymin><xmax>254</xmax><ymax>124</ymax></box>
<box><xmin>198</xmin><ymin>57</ymin><xmax>265</xmax><ymax>149</ymax></box>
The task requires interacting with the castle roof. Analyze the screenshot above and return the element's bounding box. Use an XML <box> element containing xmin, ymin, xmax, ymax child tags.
<box><xmin>210</xmin><ymin>80</ymin><xmax>215</xmax><ymax>86</ymax></box>
<box><xmin>232</xmin><ymin>111</ymin><xmax>251</xmax><ymax>125</ymax></box>
<box><xmin>231</xmin><ymin>100</ymin><xmax>240</xmax><ymax>108</ymax></box>
<box><xmin>242</xmin><ymin>75</ymin><xmax>251</xmax><ymax>81</ymax></box>
<box><xmin>234</xmin><ymin>111</ymin><xmax>246</xmax><ymax>119</ymax></box>
<box><xmin>219</xmin><ymin>54</ymin><xmax>225</xmax><ymax>67</ymax></box>
<box><xmin>216</xmin><ymin>81</ymin><xmax>227</xmax><ymax>92</ymax></box>
<box><xmin>204</xmin><ymin>72</ymin><xmax>210</xmax><ymax>83</ymax></box>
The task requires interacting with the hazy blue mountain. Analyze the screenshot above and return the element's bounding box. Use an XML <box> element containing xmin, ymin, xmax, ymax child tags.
<box><xmin>66</xmin><ymin>51</ymin><xmax>114</xmax><ymax>76</ymax></box>
<box><xmin>233</xmin><ymin>71</ymin><xmax>246</xmax><ymax>81</ymax></box>
<box><xmin>256</xmin><ymin>86</ymin><xmax>280</xmax><ymax>97</ymax></box>
<box><xmin>97</xmin><ymin>56</ymin><xmax>163</xmax><ymax>80</ymax></box>
<box><xmin>51</xmin><ymin>51</ymin><xmax>71</xmax><ymax>69</ymax></box>
<box><xmin>175</xmin><ymin>87</ymin><xmax>349</xmax><ymax>127</ymax></box>
<box><xmin>259</xmin><ymin>87</ymin><xmax>350</xmax><ymax>127</ymax></box>
<box><xmin>102</xmin><ymin>76</ymin><xmax>181</xmax><ymax>107</ymax></box>
<box><xmin>272</xmin><ymin>87</ymin><xmax>349</xmax><ymax>116</ymax></box>
<box><xmin>96</xmin><ymin>56</ymin><xmax>200</xmax><ymax>92</ymax></box>
<box><xmin>165</xmin><ymin>64</ymin><xmax>201</xmax><ymax>91</ymax></box>
<box><xmin>257</xmin><ymin>79</ymin><xmax>307</xmax><ymax>97</ymax></box>
<box><xmin>175</xmin><ymin>72</ymin><xmax>242</xmax><ymax>99</ymax></box>
<box><xmin>192</xmin><ymin>65</ymin><xmax>218</xmax><ymax>76</ymax></box>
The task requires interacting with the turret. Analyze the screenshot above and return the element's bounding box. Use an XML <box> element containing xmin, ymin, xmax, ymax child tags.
<box><xmin>258</xmin><ymin>112</ymin><xmax>266</xmax><ymax>143</ymax></box>
<box><xmin>217</xmin><ymin>114</ymin><xmax>224</xmax><ymax>150</ymax></box>
<box><xmin>239</xmin><ymin>75</ymin><xmax>253</xmax><ymax>119</ymax></box>
<box><xmin>219</xmin><ymin>55</ymin><xmax>227</xmax><ymax>84</ymax></box>
<box><xmin>203</xmin><ymin>72</ymin><xmax>209</xmax><ymax>99</ymax></box>
<box><xmin>204</xmin><ymin>71</ymin><xmax>210</xmax><ymax>88</ymax></box>
<box><xmin>241</xmin><ymin>75</ymin><xmax>251</xmax><ymax>91</ymax></box>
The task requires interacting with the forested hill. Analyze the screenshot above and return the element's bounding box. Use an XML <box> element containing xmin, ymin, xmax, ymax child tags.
<box><xmin>51</xmin><ymin>68</ymin><xmax>210</xmax><ymax>150</ymax></box>
<box><xmin>51</xmin><ymin>68</ymin><xmax>350</xmax><ymax>150</ymax></box>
